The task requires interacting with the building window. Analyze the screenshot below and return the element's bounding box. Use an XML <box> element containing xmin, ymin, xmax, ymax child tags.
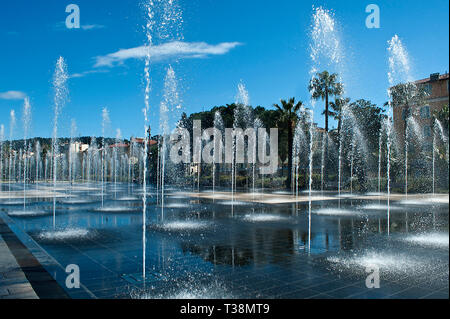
<box><xmin>420</xmin><ymin>105</ymin><xmax>431</xmax><ymax>119</ymax></box>
<box><xmin>423</xmin><ymin>83</ymin><xmax>432</xmax><ymax>95</ymax></box>
<box><xmin>423</xmin><ymin>125</ymin><xmax>432</xmax><ymax>138</ymax></box>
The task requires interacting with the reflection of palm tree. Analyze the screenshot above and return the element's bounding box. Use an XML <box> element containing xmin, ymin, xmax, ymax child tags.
<box><xmin>273</xmin><ymin>98</ymin><xmax>303</xmax><ymax>189</ymax></box>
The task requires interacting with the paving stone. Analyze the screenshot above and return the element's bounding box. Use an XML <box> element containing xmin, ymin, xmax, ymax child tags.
<box><xmin>7</xmin><ymin>283</ymin><xmax>35</xmax><ymax>295</ymax></box>
<box><xmin>0</xmin><ymin>287</ymin><xmax>9</xmax><ymax>297</ymax></box>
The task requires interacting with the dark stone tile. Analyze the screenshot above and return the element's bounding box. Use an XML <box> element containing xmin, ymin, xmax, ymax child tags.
<box><xmin>326</xmin><ymin>285</ymin><xmax>368</xmax><ymax>299</ymax></box>
<box><xmin>389</xmin><ymin>287</ymin><xmax>437</xmax><ymax>299</ymax></box>
<box><xmin>278</xmin><ymin>288</ymin><xmax>322</xmax><ymax>299</ymax></box>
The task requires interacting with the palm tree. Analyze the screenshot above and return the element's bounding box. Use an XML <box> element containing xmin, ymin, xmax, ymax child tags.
<box><xmin>273</xmin><ymin>97</ymin><xmax>303</xmax><ymax>189</ymax></box>
<box><xmin>308</xmin><ymin>71</ymin><xmax>344</xmax><ymax>132</ymax></box>
<box><xmin>328</xmin><ymin>97</ymin><xmax>350</xmax><ymax>135</ymax></box>
<box><xmin>309</xmin><ymin>71</ymin><xmax>343</xmax><ymax>187</ymax></box>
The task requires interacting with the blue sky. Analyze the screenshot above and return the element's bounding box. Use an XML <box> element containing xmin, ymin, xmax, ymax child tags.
<box><xmin>0</xmin><ymin>0</ymin><xmax>448</xmax><ymax>140</ymax></box>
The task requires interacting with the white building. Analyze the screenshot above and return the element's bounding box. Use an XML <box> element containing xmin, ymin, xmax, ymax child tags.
<box><xmin>70</xmin><ymin>142</ymin><xmax>89</xmax><ymax>153</ymax></box>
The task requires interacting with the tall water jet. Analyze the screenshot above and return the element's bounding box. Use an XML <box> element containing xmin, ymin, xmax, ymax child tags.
<box><xmin>307</xmin><ymin>110</ymin><xmax>314</xmax><ymax>253</ymax></box>
<box><xmin>320</xmin><ymin>133</ymin><xmax>326</xmax><ymax>193</ymax></box>
<box><xmin>69</xmin><ymin>119</ymin><xmax>77</xmax><ymax>187</ymax></box>
<box><xmin>213</xmin><ymin>111</ymin><xmax>224</xmax><ymax>194</ymax></box>
<box><xmin>337</xmin><ymin>103</ymin><xmax>347</xmax><ymax>199</ymax></box>
<box><xmin>309</xmin><ymin>6</ymin><xmax>344</xmax><ymax>88</ymax></box>
<box><xmin>385</xmin><ymin>117</ymin><xmax>393</xmax><ymax>235</ymax></box>
<box><xmin>253</xmin><ymin>118</ymin><xmax>262</xmax><ymax>195</ymax></box>
<box><xmin>309</xmin><ymin>6</ymin><xmax>346</xmax><ymax>191</ymax></box>
<box><xmin>52</xmin><ymin>57</ymin><xmax>69</xmax><ymax>228</ymax></box>
<box><xmin>387</xmin><ymin>35</ymin><xmax>413</xmax><ymax>86</ymax></box>
<box><xmin>435</xmin><ymin>119</ymin><xmax>449</xmax><ymax>174</ymax></box>
<box><xmin>233</xmin><ymin>81</ymin><xmax>251</xmax><ymax>203</ymax></box>
<box><xmin>142</xmin><ymin>0</ymin><xmax>155</xmax><ymax>281</ymax></box>
<box><xmin>8</xmin><ymin>110</ymin><xmax>16</xmax><ymax>194</ymax></box>
<box><xmin>35</xmin><ymin>141</ymin><xmax>41</xmax><ymax>188</ymax></box>
<box><xmin>0</xmin><ymin>125</ymin><xmax>4</xmax><ymax>184</ymax></box>
<box><xmin>350</xmin><ymin>141</ymin><xmax>354</xmax><ymax>194</ymax></box>
<box><xmin>292</xmin><ymin>120</ymin><xmax>306</xmax><ymax>198</ymax></box>
<box><xmin>159</xmin><ymin>65</ymin><xmax>180</xmax><ymax>211</ymax></box>
<box><xmin>432</xmin><ymin>123</ymin><xmax>436</xmax><ymax>195</ymax></box>
<box><xmin>195</xmin><ymin>127</ymin><xmax>201</xmax><ymax>193</ymax></box>
<box><xmin>387</xmin><ymin>35</ymin><xmax>414</xmax><ymax>198</ymax></box>
<box><xmin>101</xmin><ymin>107</ymin><xmax>110</xmax><ymax>208</ymax></box>
<box><xmin>18</xmin><ymin>149</ymin><xmax>22</xmax><ymax>185</ymax></box>
<box><xmin>114</xmin><ymin>128</ymin><xmax>122</xmax><ymax>198</ymax></box>
<box><xmin>128</xmin><ymin>140</ymin><xmax>134</xmax><ymax>193</ymax></box>
<box><xmin>378</xmin><ymin>127</ymin><xmax>383</xmax><ymax>193</ymax></box>
<box><xmin>22</xmin><ymin>98</ymin><xmax>31</xmax><ymax>210</ymax></box>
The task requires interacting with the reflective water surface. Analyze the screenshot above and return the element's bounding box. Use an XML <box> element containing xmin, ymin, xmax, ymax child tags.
<box><xmin>2</xmin><ymin>182</ymin><xmax>448</xmax><ymax>299</ymax></box>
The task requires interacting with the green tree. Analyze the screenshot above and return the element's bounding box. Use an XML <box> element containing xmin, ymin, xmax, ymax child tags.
<box><xmin>273</xmin><ymin>97</ymin><xmax>303</xmax><ymax>189</ymax></box>
<box><xmin>349</xmin><ymin>99</ymin><xmax>385</xmax><ymax>149</ymax></box>
<box><xmin>388</xmin><ymin>82</ymin><xmax>429</xmax><ymax>140</ymax></box>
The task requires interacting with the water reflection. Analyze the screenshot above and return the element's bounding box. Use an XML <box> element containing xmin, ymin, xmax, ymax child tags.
<box><xmin>2</xmin><ymin>183</ymin><xmax>448</xmax><ymax>299</ymax></box>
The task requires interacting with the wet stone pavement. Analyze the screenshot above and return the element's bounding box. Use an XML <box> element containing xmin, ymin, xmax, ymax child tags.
<box><xmin>0</xmin><ymin>185</ymin><xmax>448</xmax><ymax>299</ymax></box>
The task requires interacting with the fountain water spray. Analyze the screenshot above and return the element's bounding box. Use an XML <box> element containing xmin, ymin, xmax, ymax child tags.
<box><xmin>101</xmin><ymin>107</ymin><xmax>110</xmax><ymax>208</ymax></box>
<box><xmin>385</xmin><ymin>117</ymin><xmax>392</xmax><ymax>235</ymax></box>
<box><xmin>142</xmin><ymin>0</ymin><xmax>155</xmax><ymax>281</ymax></box>
<box><xmin>35</xmin><ymin>141</ymin><xmax>41</xmax><ymax>189</ymax></box>
<box><xmin>8</xmin><ymin>110</ymin><xmax>16</xmax><ymax>195</ymax></box>
<box><xmin>378</xmin><ymin>127</ymin><xmax>383</xmax><ymax>193</ymax></box>
<box><xmin>292</xmin><ymin>119</ymin><xmax>307</xmax><ymax>198</ymax></box>
<box><xmin>309</xmin><ymin>6</ymin><xmax>346</xmax><ymax>193</ymax></box>
<box><xmin>22</xmin><ymin>98</ymin><xmax>31</xmax><ymax>210</ymax></box>
<box><xmin>308</xmin><ymin>110</ymin><xmax>314</xmax><ymax>253</ymax></box>
<box><xmin>253</xmin><ymin>118</ymin><xmax>262</xmax><ymax>196</ymax></box>
<box><xmin>0</xmin><ymin>125</ymin><xmax>4</xmax><ymax>184</ymax></box>
<box><xmin>52</xmin><ymin>57</ymin><xmax>69</xmax><ymax>228</ymax></box>
<box><xmin>114</xmin><ymin>128</ymin><xmax>122</xmax><ymax>198</ymax></box>
<box><xmin>435</xmin><ymin>119</ymin><xmax>449</xmax><ymax>178</ymax></box>
<box><xmin>432</xmin><ymin>124</ymin><xmax>436</xmax><ymax>195</ymax></box>
<box><xmin>159</xmin><ymin>65</ymin><xmax>180</xmax><ymax>214</ymax></box>
<box><xmin>232</xmin><ymin>81</ymin><xmax>251</xmax><ymax>204</ymax></box>
<box><xmin>69</xmin><ymin>119</ymin><xmax>77</xmax><ymax>188</ymax></box>
<box><xmin>213</xmin><ymin>111</ymin><xmax>224</xmax><ymax>195</ymax></box>
<box><xmin>387</xmin><ymin>35</ymin><xmax>414</xmax><ymax>198</ymax></box>
<box><xmin>309</xmin><ymin>6</ymin><xmax>344</xmax><ymax>90</ymax></box>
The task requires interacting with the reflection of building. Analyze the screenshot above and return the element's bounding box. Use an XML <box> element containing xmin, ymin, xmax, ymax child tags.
<box><xmin>393</xmin><ymin>72</ymin><xmax>449</xmax><ymax>148</ymax></box>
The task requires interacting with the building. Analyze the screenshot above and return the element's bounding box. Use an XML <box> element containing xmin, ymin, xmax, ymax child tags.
<box><xmin>108</xmin><ymin>143</ymin><xmax>130</xmax><ymax>151</ymax></box>
<box><xmin>130</xmin><ymin>137</ymin><xmax>158</xmax><ymax>147</ymax></box>
<box><xmin>393</xmin><ymin>72</ymin><xmax>449</xmax><ymax>148</ymax></box>
<box><xmin>70</xmin><ymin>142</ymin><xmax>89</xmax><ymax>153</ymax></box>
